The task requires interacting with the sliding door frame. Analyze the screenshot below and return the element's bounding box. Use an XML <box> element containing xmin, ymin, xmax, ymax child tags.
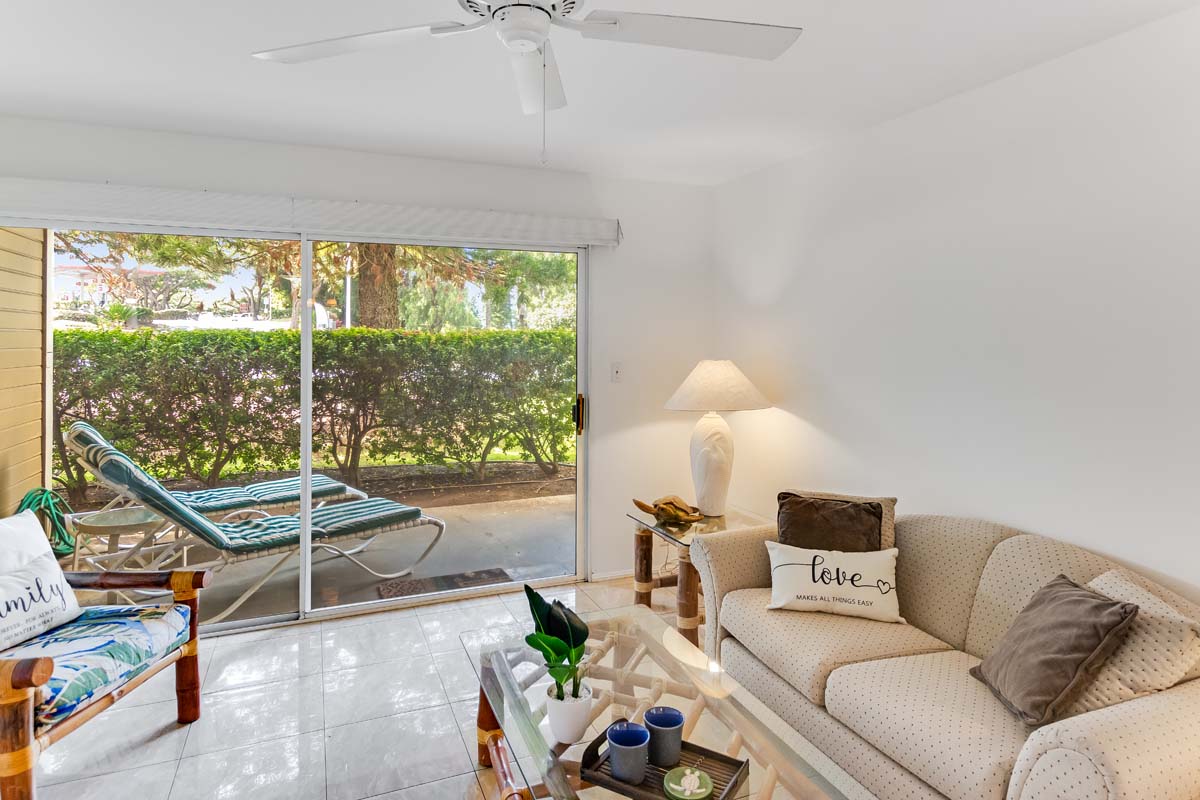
<box><xmin>4</xmin><ymin>215</ymin><xmax>589</xmax><ymax>629</ymax></box>
<box><xmin>295</xmin><ymin>234</ymin><xmax>589</xmax><ymax>622</ymax></box>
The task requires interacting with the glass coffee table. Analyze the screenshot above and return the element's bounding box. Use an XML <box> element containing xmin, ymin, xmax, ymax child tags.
<box><xmin>463</xmin><ymin>605</ymin><xmax>874</xmax><ymax>800</ymax></box>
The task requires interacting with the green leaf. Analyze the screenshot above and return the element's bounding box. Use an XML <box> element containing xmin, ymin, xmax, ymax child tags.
<box><xmin>546</xmin><ymin>600</ymin><xmax>589</xmax><ymax>652</ymax></box>
<box><xmin>547</xmin><ymin>664</ymin><xmax>576</xmax><ymax>686</ymax></box>
<box><xmin>525</xmin><ymin>632</ymin><xmax>568</xmax><ymax>663</ymax></box>
<box><xmin>524</xmin><ymin>584</ymin><xmax>554</xmax><ymax>635</ymax></box>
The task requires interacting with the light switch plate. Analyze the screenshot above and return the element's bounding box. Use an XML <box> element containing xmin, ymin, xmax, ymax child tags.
<box><xmin>610</xmin><ymin>362</ymin><xmax>624</xmax><ymax>382</ymax></box>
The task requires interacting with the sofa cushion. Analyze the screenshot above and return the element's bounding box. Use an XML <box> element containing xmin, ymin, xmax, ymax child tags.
<box><xmin>1066</xmin><ymin>569</ymin><xmax>1200</xmax><ymax>716</ymax></box>
<box><xmin>720</xmin><ymin>637</ymin><xmax>944</xmax><ymax>800</ymax></box>
<box><xmin>964</xmin><ymin>534</ymin><xmax>1200</xmax><ymax>670</ymax></box>
<box><xmin>781</xmin><ymin>490</ymin><xmax>896</xmax><ymax>549</ymax></box>
<box><xmin>0</xmin><ymin>603</ymin><xmax>190</xmax><ymax>728</ymax></box>
<box><xmin>965</xmin><ymin>534</ymin><xmax>1116</xmax><ymax>659</ymax></box>
<box><xmin>970</xmin><ymin>574</ymin><xmax>1138</xmax><ymax>726</ymax></box>
<box><xmin>776</xmin><ymin>492</ymin><xmax>883</xmax><ymax>552</ymax></box>
<box><xmin>721</xmin><ymin>587</ymin><xmax>951</xmax><ymax>706</ymax></box>
<box><xmin>893</xmin><ymin>515</ymin><xmax>1020</xmax><ymax>650</ymax></box>
<box><xmin>825</xmin><ymin>650</ymin><xmax>1031</xmax><ymax>800</ymax></box>
<box><xmin>0</xmin><ymin>510</ymin><xmax>82</xmax><ymax>650</ymax></box>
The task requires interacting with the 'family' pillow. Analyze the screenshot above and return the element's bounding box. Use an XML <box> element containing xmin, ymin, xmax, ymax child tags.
<box><xmin>766</xmin><ymin>540</ymin><xmax>905</xmax><ymax>623</ymax></box>
<box><xmin>0</xmin><ymin>510</ymin><xmax>81</xmax><ymax>650</ymax></box>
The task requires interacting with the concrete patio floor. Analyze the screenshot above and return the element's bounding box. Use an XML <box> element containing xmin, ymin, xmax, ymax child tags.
<box><xmin>111</xmin><ymin>494</ymin><xmax>577</xmax><ymax>625</ymax></box>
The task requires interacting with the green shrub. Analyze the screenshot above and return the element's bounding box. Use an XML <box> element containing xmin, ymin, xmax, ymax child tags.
<box><xmin>54</xmin><ymin>310</ymin><xmax>97</xmax><ymax>325</ymax></box>
<box><xmin>152</xmin><ymin>308</ymin><xmax>193</xmax><ymax>321</ymax></box>
<box><xmin>53</xmin><ymin>327</ymin><xmax>576</xmax><ymax>497</ymax></box>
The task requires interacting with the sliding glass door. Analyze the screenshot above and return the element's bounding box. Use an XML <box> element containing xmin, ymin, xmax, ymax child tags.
<box><xmin>50</xmin><ymin>226</ymin><xmax>583</xmax><ymax>629</ymax></box>
<box><xmin>305</xmin><ymin>240</ymin><xmax>581</xmax><ymax>613</ymax></box>
<box><xmin>52</xmin><ymin>229</ymin><xmax>303</xmax><ymax>625</ymax></box>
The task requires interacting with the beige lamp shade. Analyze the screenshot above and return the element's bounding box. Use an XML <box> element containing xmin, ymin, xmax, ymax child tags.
<box><xmin>664</xmin><ymin>360</ymin><xmax>769</xmax><ymax>412</ymax></box>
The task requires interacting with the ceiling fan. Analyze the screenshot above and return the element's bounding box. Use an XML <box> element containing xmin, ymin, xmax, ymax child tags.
<box><xmin>252</xmin><ymin>1</ymin><xmax>802</xmax><ymax>115</ymax></box>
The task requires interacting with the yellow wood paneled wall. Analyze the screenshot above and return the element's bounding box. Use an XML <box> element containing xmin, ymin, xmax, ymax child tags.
<box><xmin>0</xmin><ymin>227</ymin><xmax>47</xmax><ymax>514</ymax></box>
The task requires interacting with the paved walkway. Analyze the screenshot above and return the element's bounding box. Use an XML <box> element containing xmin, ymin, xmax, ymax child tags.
<box><xmin>175</xmin><ymin>494</ymin><xmax>577</xmax><ymax>624</ymax></box>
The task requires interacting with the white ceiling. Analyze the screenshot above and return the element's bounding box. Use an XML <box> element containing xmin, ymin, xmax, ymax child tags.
<box><xmin>2</xmin><ymin>0</ymin><xmax>1196</xmax><ymax>185</ymax></box>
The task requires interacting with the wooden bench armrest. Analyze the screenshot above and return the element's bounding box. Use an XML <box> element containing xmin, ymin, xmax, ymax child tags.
<box><xmin>0</xmin><ymin>657</ymin><xmax>54</xmax><ymax>691</ymax></box>
<box><xmin>64</xmin><ymin>569</ymin><xmax>213</xmax><ymax>596</ymax></box>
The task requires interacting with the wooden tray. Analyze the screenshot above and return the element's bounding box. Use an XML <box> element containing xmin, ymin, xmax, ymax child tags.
<box><xmin>580</xmin><ymin>719</ymin><xmax>749</xmax><ymax>800</ymax></box>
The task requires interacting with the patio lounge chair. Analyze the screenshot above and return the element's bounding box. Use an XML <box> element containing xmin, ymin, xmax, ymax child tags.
<box><xmin>78</xmin><ymin>442</ymin><xmax>446</xmax><ymax>623</ymax></box>
<box><xmin>65</xmin><ymin>421</ymin><xmax>367</xmax><ymax>517</ymax></box>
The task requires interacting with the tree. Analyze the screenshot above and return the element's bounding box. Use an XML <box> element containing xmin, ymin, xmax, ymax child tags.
<box><xmin>473</xmin><ymin>250</ymin><xmax>577</xmax><ymax>330</ymax></box>
<box><xmin>130</xmin><ymin>267</ymin><xmax>214</xmax><ymax>311</ymax></box>
<box><xmin>311</xmin><ymin>329</ymin><xmax>405</xmax><ymax>486</ymax></box>
<box><xmin>397</xmin><ymin>268</ymin><xmax>481</xmax><ymax>332</ymax></box>
<box><xmin>346</xmin><ymin>243</ymin><xmax>487</xmax><ymax>329</ymax></box>
<box><xmin>353</xmin><ymin>242</ymin><xmax>399</xmax><ymax>328</ymax></box>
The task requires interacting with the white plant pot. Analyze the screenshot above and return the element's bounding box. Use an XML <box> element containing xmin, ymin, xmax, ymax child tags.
<box><xmin>545</xmin><ymin>682</ymin><xmax>593</xmax><ymax>744</ymax></box>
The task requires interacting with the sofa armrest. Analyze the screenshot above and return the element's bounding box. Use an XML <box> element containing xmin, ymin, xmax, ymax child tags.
<box><xmin>1008</xmin><ymin>678</ymin><xmax>1200</xmax><ymax>800</ymax></box>
<box><xmin>689</xmin><ymin>523</ymin><xmax>776</xmax><ymax>660</ymax></box>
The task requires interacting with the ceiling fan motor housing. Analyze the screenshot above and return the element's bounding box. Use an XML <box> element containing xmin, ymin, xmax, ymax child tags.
<box><xmin>492</xmin><ymin>4</ymin><xmax>553</xmax><ymax>53</ymax></box>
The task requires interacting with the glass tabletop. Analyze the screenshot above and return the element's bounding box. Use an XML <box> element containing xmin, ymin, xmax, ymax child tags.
<box><xmin>462</xmin><ymin>604</ymin><xmax>873</xmax><ymax>800</ymax></box>
<box><xmin>69</xmin><ymin>506</ymin><xmax>165</xmax><ymax>534</ymax></box>
<box><xmin>627</xmin><ymin>506</ymin><xmax>768</xmax><ymax>547</ymax></box>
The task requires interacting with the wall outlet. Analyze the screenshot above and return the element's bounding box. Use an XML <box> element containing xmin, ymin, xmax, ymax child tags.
<box><xmin>610</xmin><ymin>362</ymin><xmax>624</xmax><ymax>383</ymax></box>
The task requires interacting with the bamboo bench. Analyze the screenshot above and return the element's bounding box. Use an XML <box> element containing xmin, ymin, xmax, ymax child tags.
<box><xmin>0</xmin><ymin>569</ymin><xmax>212</xmax><ymax>799</ymax></box>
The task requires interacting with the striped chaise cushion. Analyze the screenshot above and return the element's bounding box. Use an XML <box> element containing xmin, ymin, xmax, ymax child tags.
<box><xmin>171</xmin><ymin>486</ymin><xmax>258</xmax><ymax>513</ymax></box>
<box><xmin>243</xmin><ymin>474</ymin><xmax>347</xmax><ymax>504</ymax></box>
<box><xmin>66</xmin><ymin>420</ymin><xmax>110</xmax><ymax>451</ymax></box>
<box><xmin>71</xmin><ymin>422</ymin><xmax>352</xmax><ymax>513</ymax></box>
<box><xmin>216</xmin><ymin>498</ymin><xmax>424</xmax><ymax>554</ymax></box>
<box><xmin>170</xmin><ymin>476</ymin><xmax>346</xmax><ymax>514</ymax></box>
<box><xmin>92</xmin><ymin>446</ymin><xmax>234</xmax><ymax>550</ymax></box>
<box><xmin>310</xmin><ymin>497</ymin><xmax>422</xmax><ymax>535</ymax></box>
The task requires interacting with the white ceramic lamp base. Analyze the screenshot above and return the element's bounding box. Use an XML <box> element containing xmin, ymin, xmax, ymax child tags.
<box><xmin>689</xmin><ymin>412</ymin><xmax>734</xmax><ymax>517</ymax></box>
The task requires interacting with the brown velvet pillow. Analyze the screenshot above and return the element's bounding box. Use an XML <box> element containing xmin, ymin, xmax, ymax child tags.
<box><xmin>776</xmin><ymin>492</ymin><xmax>883</xmax><ymax>552</ymax></box>
<box><xmin>970</xmin><ymin>574</ymin><xmax>1139</xmax><ymax>725</ymax></box>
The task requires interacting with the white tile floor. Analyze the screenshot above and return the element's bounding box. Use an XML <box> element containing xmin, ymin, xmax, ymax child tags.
<box><xmin>35</xmin><ymin>579</ymin><xmax>691</xmax><ymax>800</ymax></box>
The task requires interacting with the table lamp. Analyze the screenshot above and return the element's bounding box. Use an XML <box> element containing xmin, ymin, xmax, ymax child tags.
<box><xmin>665</xmin><ymin>360</ymin><xmax>769</xmax><ymax>516</ymax></box>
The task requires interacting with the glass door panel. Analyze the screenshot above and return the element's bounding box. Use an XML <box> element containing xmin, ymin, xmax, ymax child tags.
<box><xmin>307</xmin><ymin>241</ymin><xmax>579</xmax><ymax>611</ymax></box>
<box><xmin>51</xmin><ymin>230</ymin><xmax>302</xmax><ymax>626</ymax></box>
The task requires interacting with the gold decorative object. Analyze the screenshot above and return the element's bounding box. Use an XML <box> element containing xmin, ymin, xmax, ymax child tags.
<box><xmin>632</xmin><ymin>496</ymin><xmax>703</xmax><ymax>527</ymax></box>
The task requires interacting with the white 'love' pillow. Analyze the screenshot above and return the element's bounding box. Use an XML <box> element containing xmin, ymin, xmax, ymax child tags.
<box><xmin>766</xmin><ymin>540</ymin><xmax>905</xmax><ymax>623</ymax></box>
<box><xmin>0</xmin><ymin>510</ymin><xmax>81</xmax><ymax>650</ymax></box>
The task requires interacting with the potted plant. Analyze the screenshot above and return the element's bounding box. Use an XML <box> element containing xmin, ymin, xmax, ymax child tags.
<box><xmin>523</xmin><ymin>584</ymin><xmax>592</xmax><ymax>743</ymax></box>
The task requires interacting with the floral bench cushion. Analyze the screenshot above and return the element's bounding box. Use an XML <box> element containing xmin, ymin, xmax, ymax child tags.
<box><xmin>0</xmin><ymin>604</ymin><xmax>190</xmax><ymax>728</ymax></box>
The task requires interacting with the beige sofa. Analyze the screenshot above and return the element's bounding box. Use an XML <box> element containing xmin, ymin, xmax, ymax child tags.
<box><xmin>690</xmin><ymin>515</ymin><xmax>1200</xmax><ymax>800</ymax></box>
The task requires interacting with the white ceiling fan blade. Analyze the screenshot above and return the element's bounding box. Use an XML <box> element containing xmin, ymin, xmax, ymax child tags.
<box><xmin>252</xmin><ymin>21</ymin><xmax>471</xmax><ymax>63</ymax></box>
<box><xmin>510</xmin><ymin>40</ymin><xmax>567</xmax><ymax>116</ymax></box>
<box><xmin>579</xmin><ymin>11</ymin><xmax>801</xmax><ymax>60</ymax></box>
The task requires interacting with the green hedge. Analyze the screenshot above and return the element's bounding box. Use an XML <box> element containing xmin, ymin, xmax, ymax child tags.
<box><xmin>52</xmin><ymin>328</ymin><xmax>576</xmax><ymax>500</ymax></box>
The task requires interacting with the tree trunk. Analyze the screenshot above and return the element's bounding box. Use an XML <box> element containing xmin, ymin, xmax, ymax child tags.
<box><xmin>355</xmin><ymin>243</ymin><xmax>400</xmax><ymax>329</ymax></box>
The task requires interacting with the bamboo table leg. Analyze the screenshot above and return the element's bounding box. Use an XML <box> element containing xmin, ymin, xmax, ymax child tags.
<box><xmin>486</xmin><ymin>734</ymin><xmax>527</xmax><ymax>800</ymax></box>
<box><xmin>476</xmin><ymin>684</ymin><xmax>501</xmax><ymax>768</ymax></box>
<box><xmin>633</xmin><ymin>525</ymin><xmax>654</xmax><ymax>606</ymax></box>
<box><xmin>676</xmin><ymin>546</ymin><xmax>701</xmax><ymax>646</ymax></box>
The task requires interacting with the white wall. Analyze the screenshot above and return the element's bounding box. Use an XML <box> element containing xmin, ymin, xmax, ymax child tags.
<box><xmin>0</xmin><ymin>115</ymin><xmax>714</xmax><ymax>579</ymax></box>
<box><xmin>712</xmin><ymin>6</ymin><xmax>1200</xmax><ymax>600</ymax></box>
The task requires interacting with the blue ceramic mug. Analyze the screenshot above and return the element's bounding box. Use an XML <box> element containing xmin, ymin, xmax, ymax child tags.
<box><xmin>644</xmin><ymin>706</ymin><xmax>685</xmax><ymax>767</ymax></box>
<box><xmin>606</xmin><ymin>721</ymin><xmax>650</xmax><ymax>784</ymax></box>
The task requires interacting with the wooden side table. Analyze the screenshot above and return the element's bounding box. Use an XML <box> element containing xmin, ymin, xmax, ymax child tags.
<box><xmin>628</xmin><ymin>507</ymin><xmax>767</xmax><ymax>645</ymax></box>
